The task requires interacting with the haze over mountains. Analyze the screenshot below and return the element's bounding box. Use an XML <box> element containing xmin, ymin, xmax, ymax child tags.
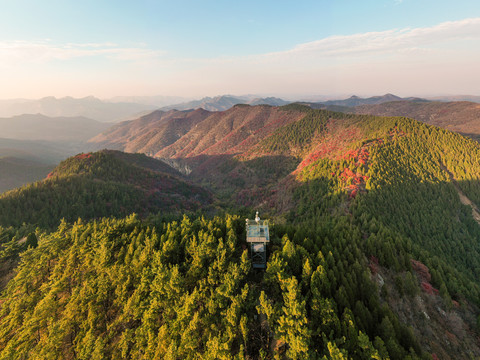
<box><xmin>0</xmin><ymin>114</ymin><xmax>109</xmax><ymax>142</ymax></box>
<box><xmin>0</xmin><ymin>157</ymin><xmax>53</xmax><ymax>193</ymax></box>
<box><xmin>0</xmin><ymin>113</ymin><xmax>110</xmax><ymax>191</ymax></box>
<box><xmin>307</xmin><ymin>93</ymin><xmax>425</xmax><ymax>108</ymax></box>
<box><xmin>0</xmin><ymin>96</ymin><xmax>157</xmax><ymax>122</ymax></box>
<box><xmin>160</xmin><ymin>95</ymin><xmax>290</xmax><ymax>111</ymax></box>
<box><xmin>0</xmin><ymin>95</ymin><xmax>289</xmax><ymax>122</ymax></box>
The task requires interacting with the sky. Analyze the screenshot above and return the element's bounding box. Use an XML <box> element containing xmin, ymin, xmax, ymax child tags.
<box><xmin>1</xmin><ymin>0</ymin><xmax>480</xmax><ymax>99</ymax></box>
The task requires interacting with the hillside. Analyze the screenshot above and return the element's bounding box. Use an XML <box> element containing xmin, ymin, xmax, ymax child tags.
<box><xmin>354</xmin><ymin>100</ymin><xmax>480</xmax><ymax>141</ymax></box>
<box><xmin>0</xmin><ymin>150</ymin><xmax>211</xmax><ymax>228</ymax></box>
<box><xmin>2</xmin><ymin>106</ymin><xmax>480</xmax><ymax>358</ymax></box>
<box><xmin>89</xmin><ymin>108</ymin><xmax>212</xmax><ymax>153</ymax></box>
<box><xmin>0</xmin><ymin>214</ymin><xmax>422</xmax><ymax>359</ymax></box>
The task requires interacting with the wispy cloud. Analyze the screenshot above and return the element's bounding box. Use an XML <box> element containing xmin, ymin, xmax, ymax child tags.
<box><xmin>0</xmin><ymin>40</ymin><xmax>165</xmax><ymax>65</ymax></box>
<box><xmin>168</xmin><ymin>17</ymin><xmax>480</xmax><ymax>97</ymax></box>
<box><xmin>1</xmin><ymin>17</ymin><xmax>479</xmax><ymax>98</ymax></box>
<box><xmin>260</xmin><ymin>17</ymin><xmax>480</xmax><ymax>59</ymax></box>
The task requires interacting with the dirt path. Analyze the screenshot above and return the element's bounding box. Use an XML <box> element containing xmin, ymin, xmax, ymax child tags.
<box><xmin>440</xmin><ymin>162</ymin><xmax>480</xmax><ymax>224</ymax></box>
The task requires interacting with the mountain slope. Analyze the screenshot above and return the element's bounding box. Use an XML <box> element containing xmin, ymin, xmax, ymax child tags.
<box><xmin>0</xmin><ymin>150</ymin><xmax>211</xmax><ymax>228</ymax></box>
<box><xmin>89</xmin><ymin>108</ymin><xmax>212</xmax><ymax>153</ymax></box>
<box><xmin>0</xmin><ymin>214</ymin><xmax>430</xmax><ymax>360</ymax></box>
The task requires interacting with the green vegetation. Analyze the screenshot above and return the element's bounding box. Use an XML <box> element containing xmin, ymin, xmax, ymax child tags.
<box><xmin>292</xmin><ymin>114</ymin><xmax>480</xmax><ymax>303</ymax></box>
<box><xmin>1</xmin><ymin>107</ymin><xmax>480</xmax><ymax>358</ymax></box>
<box><xmin>0</xmin><ymin>214</ymin><xmax>428</xmax><ymax>359</ymax></box>
<box><xmin>0</xmin><ymin>215</ymin><xmax>252</xmax><ymax>359</ymax></box>
<box><xmin>0</xmin><ymin>151</ymin><xmax>211</xmax><ymax>228</ymax></box>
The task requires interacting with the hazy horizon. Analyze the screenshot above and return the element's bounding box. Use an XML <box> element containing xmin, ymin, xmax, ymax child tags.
<box><xmin>1</xmin><ymin>1</ymin><xmax>479</xmax><ymax>99</ymax></box>
<box><xmin>1</xmin><ymin>92</ymin><xmax>479</xmax><ymax>104</ymax></box>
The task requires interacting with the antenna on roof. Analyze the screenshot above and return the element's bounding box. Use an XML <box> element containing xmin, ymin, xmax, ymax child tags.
<box><xmin>255</xmin><ymin>211</ymin><xmax>260</xmax><ymax>223</ymax></box>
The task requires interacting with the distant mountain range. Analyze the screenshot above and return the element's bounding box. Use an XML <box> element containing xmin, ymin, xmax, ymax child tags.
<box><xmin>106</xmin><ymin>95</ymin><xmax>191</xmax><ymax>107</ymax></box>
<box><xmin>0</xmin><ymin>96</ymin><xmax>157</xmax><ymax>122</ymax></box>
<box><xmin>0</xmin><ymin>138</ymin><xmax>79</xmax><ymax>163</ymax></box>
<box><xmin>301</xmin><ymin>93</ymin><xmax>427</xmax><ymax>108</ymax></box>
<box><xmin>160</xmin><ymin>95</ymin><xmax>290</xmax><ymax>111</ymax></box>
<box><xmin>0</xmin><ymin>95</ymin><xmax>290</xmax><ymax>122</ymax></box>
<box><xmin>2</xmin><ymin>93</ymin><xmax>479</xmax><ymax>123</ymax></box>
<box><xmin>427</xmin><ymin>95</ymin><xmax>480</xmax><ymax>103</ymax></box>
<box><xmin>0</xmin><ymin>114</ymin><xmax>110</xmax><ymax>142</ymax></box>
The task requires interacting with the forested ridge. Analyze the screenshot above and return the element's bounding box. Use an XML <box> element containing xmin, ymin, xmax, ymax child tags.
<box><xmin>1</xmin><ymin>106</ymin><xmax>480</xmax><ymax>359</ymax></box>
<box><xmin>0</xmin><ymin>214</ymin><xmax>429</xmax><ymax>359</ymax></box>
<box><xmin>0</xmin><ymin>150</ymin><xmax>211</xmax><ymax>228</ymax></box>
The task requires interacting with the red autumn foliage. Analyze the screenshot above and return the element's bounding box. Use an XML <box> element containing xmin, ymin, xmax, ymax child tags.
<box><xmin>411</xmin><ymin>259</ymin><xmax>432</xmax><ymax>282</ymax></box>
<box><xmin>75</xmin><ymin>153</ymin><xmax>92</xmax><ymax>160</ymax></box>
<box><xmin>421</xmin><ymin>281</ymin><xmax>439</xmax><ymax>295</ymax></box>
<box><xmin>368</xmin><ymin>256</ymin><xmax>379</xmax><ymax>274</ymax></box>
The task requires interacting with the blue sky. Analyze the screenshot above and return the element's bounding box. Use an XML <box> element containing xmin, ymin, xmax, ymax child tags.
<box><xmin>1</xmin><ymin>0</ymin><xmax>479</xmax><ymax>99</ymax></box>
